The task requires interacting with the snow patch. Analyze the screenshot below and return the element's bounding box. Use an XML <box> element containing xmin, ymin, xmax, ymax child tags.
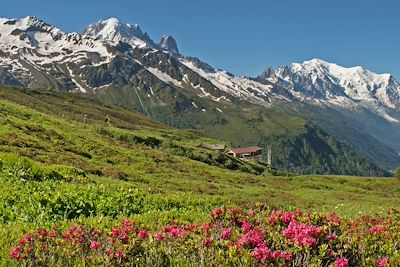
<box><xmin>145</xmin><ymin>67</ymin><xmax>182</xmax><ymax>88</ymax></box>
<box><xmin>67</xmin><ymin>65</ymin><xmax>87</xmax><ymax>93</ymax></box>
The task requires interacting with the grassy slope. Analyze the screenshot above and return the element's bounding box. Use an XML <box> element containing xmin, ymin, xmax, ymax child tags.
<box><xmin>0</xmin><ymin>87</ymin><xmax>398</xmax><ymax>213</ymax></box>
<box><xmin>98</xmin><ymin>82</ymin><xmax>389</xmax><ymax>176</ymax></box>
<box><xmin>0</xmin><ymin>87</ymin><xmax>399</xmax><ymax>264</ymax></box>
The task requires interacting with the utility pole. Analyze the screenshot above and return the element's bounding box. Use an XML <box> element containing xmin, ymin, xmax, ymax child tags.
<box><xmin>267</xmin><ymin>146</ymin><xmax>272</xmax><ymax>166</ymax></box>
<box><xmin>83</xmin><ymin>114</ymin><xmax>87</xmax><ymax>127</ymax></box>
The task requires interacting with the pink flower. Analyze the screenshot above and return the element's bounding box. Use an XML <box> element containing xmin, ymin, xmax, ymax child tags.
<box><xmin>335</xmin><ymin>257</ymin><xmax>349</xmax><ymax>267</ymax></box>
<box><xmin>247</xmin><ymin>210</ymin><xmax>257</xmax><ymax>217</ymax></box>
<box><xmin>202</xmin><ymin>223</ymin><xmax>214</xmax><ymax>231</ymax></box>
<box><xmin>9</xmin><ymin>246</ymin><xmax>22</xmax><ymax>260</ymax></box>
<box><xmin>211</xmin><ymin>208</ymin><xmax>224</xmax><ymax>219</ymax></box>
<box><xmin>75</xmin><ymin>228</ymin><xmax>85</xmax><ymax>236</ymax></box>
<box><xmin>66</xmin><ymin>226</ymin><xmax>76</xmax><ymax>235</ymax></box>
<box><xmin>236</xmin><ymin>229</ymin><xmax>264</xmax><ymax>248</ymax></box>
<box><xmin>168</xmin><ymin>228</ymin><xmax>185</xmax><ymax>238</ymax></box>
<box><xmin>19</xmin><ymin>234</ymin><xmax>33</xmax><ymax>245</ymax></box>
<box><xmin>111</xmin><ymin>228</ymin><xmax>121</xmax><ymax>238</ymax></box>
<box><xmin>325</xmin><ymin>212</ymin><xmax>341</xmax><ymax>226</ymax></box>
<box><xmin>35</xmin><ymin>229</ymin><xmax>47</xmax><ymax>237</ymax></box>
<box><xmin>138</xmin><ymin>230</ymin><xmax>149</xmax><ymax>239</ymax></box>
<box><xmin>251</xmin><ymin>245</ymin><xmax>271</xmax><ymax>261</ymax></box>
<box><xmin>122</xmin><ymin>220</ymin><xmax>134</xmax><ymax>230</ymax></box>
<box><xmin>273</xmin><ymin>250</ymin><xmax>293</xmax><ymax>261</ymax></box>
<box><xmin>184</xmin><ymin>224</ymin><xmax>198</xmax><ymax>232</ymax></box>
<box><xmin>376</xmin><ymin>258</ymin><xmax>389</xmax><ymax>267</ymax></box>
<box><xmin>370</xmin><ymin>225</ymin><xmax>387</xmax><ymax>234</ymax></box>
<box><xmin>90</xmin><ymin>240</ymin><xmax>100</xmax><ymax>250</ymax></box>
<box><xmin>281</xmin><ymin>211</ymin><xmax>295</xmax><ymax>224</ymax></box>
<box><xmin>49</xmin><ymin>231</ymin><xmax>57</xmax><ymax>238</ymax></box>
<box><xmin>62</xmin><ymin>233</ymin><xmax>71</xmax><ymax>239</ymax></box>
<box><xmin>154</xmin><ymin>232</ymin><xmax>165</xmax><ymax>241</ymax></box>
<box><xmin>282</xmin><ymin>221</ymin><xmax>322</xmax><ymax>247</ymax></box>
<box><xmin>230</xmin><ymin>208</ymin><xmax>241</xmax><ymax>216</ymax></box>
<box><xmin>114</xmin><ymin>251</ymin><xmax>124</xmax><ymax>259</ymax></box>
<box><xmin>327</xmin><ymin>233</ymin><xmax>337</xmax><ymax>240</ymax></box>
<box><xmin>241</xmin><ymin>219</ymin><xmax>252</xmax><ymax>233</ymax></box>
<box><xmin>120</xmin><ymin>233</ymin><xmax>128</xmax><ymax>242</ymax></box>
<box><xmin>268</xmin><ymin>210</ymin><xmax>280</xmax><ymax>224</ymax></box>
<box><xmin>221</xmin><ymin>228</ymin><xmax>232</xmax><ymax>240</ymax></box>
<box><xmin>203</xmin><ymin>239</ymin><xmax>212</xmax><ymax>247</ymax></box>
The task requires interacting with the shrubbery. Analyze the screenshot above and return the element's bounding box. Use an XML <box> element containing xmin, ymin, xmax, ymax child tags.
<box><xmin>9</xmin><ymin>207</ymin><xmax>400</xmax><ymax>266</ymax></box>
<box><xmin>395</xmin><ymin>168</ymin><xmax>400</xmax><ymax>179</ymax></box>
<box><xmin>0</xmin><ymin>153</ymin><xmax>63</xmax><ymax>182</ymax></box>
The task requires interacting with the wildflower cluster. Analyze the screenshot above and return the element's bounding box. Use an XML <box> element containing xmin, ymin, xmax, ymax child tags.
<box><xmin>9</xmin><ymin>207</ymin><xmax>400</xmax><ymax>266</ymax></box>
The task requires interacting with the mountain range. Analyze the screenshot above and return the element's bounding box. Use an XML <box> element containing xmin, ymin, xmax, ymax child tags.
<box><xmin>0</xmin><ymin>16</ymin><xmax>399</xmax><ymax>175</ymax></box>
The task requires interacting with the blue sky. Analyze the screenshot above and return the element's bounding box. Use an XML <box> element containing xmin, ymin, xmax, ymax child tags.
<box><xmin>1</xmin><ymin>0</ymin><xmax>399</xmax><ymax>78</ymax></box>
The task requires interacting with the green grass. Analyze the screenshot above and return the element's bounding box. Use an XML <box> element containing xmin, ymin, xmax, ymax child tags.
<box><xmin>0</xmin><ymin>87</ymin><xmax>399</xmax><ymax>265</ymax></box>
<box><xmin>0</xmin><ymin>88</ymin><xmax>398</xmax><ymax>215</ymax></box>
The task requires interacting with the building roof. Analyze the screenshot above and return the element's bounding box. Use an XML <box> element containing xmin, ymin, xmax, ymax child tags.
<box><xmin>199</xmin><ymin>143</ymin><xmax>226</xmax><ymax>150</ymax></box>
<box><xmin>228</xmin><ymin>146</ymin><xmax>263</xmax><ymax>154</ymax></box>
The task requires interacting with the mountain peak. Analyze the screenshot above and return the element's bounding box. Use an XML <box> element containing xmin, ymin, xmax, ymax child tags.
<box><xmin>299</xmin><ymin>58</ymin><xmax>392</xmax><ymax>81</ymax></box>
<box><xmin>304</xmin><ymin>58</ymin><xmax>330</xmax><ymax>65</ymax></box>
<box><xmin>83</xmin><ymin>17</ymin><xmax>155</xmax><ymax>48</ymax></box>
<box><xmin>261</xmin><ymin>58</ymin><xmax>400</xmax><ymax>112</ymax></box>
<box><xmin>0</xmin><ymin>16</ymin><xmax>52</xmax><ymax>29</ymax></box>
<box><xmin>260</xmin><ymin>65</ymin><xmax>275</xmax><ymax>78</ymax></box>
<box><xmin>159</xmin><ymin>35</ymin><xmax>179</xmax><ymax>54</ymax></box>
<box><xmin>102</xmin><ymin>17</ymin><xmax>120</xmax><ymax>25</ymax></box>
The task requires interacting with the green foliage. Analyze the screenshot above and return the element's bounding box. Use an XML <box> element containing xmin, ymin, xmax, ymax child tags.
<box><xmin>260</xmin><ymin>125</ymin><xmax>390</xmax><ymax>176</ymax></box>
<box><xmin>0</xmin><ymin>153</ymin><xmax>63</xmax><ymax>182</ymax></box>
<box><xmin>0</xmin><ymin>161</ymin><xmax>222</xmax><ymax>224</ymax></box>
<box><xmin>395</xmin><ymin>168</ymin><xmax>400</xmax><ymax>179</ymax></box>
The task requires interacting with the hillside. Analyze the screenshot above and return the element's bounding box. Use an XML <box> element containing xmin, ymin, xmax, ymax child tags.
<box><xmin>1</xmin><ymin>86</ymin><xmax>400</xmax><ymax>265</ymax></box>
<box><xmin>0</xmin><ymin>86</ymin><xmax>397</xmax><ymax>209</ymax></box>
<box><xmin>0</xmin><ymin>86</ymin><xmax>390</xmax><ymax>176</ymax></box>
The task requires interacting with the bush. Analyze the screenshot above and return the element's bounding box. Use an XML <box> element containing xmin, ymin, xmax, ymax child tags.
<box><xmin>395</xmin><ymin>168</ymin><xmax>400</xmax><ymax>179</ymax></box>
<box><xmin>8</xmin><ymin>207</ymin><xmax>400</xmax><ymax>266</ymax></box>
<box><xmin>0</xmin><ymin>153</ymin><xmax>63</xmax><ymax>182</ymax></box>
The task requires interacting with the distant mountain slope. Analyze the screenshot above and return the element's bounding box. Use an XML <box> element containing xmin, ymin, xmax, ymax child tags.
<box><xmin>0</xmin><ymin>16</ymin><xmax>398</xmax><ymax>174</ymax></box>
<box><xmin>0</xmin><ymin>86</ymin><xmax>390</xmax><ymax>176</ymax></box>
<box><xmin>257</xmin><ymin>59</ymin><xmax>400</xmax><ymax>169</ymax></box>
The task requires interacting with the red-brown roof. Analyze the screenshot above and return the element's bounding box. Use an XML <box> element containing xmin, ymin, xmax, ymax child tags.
<box><xmin>228</xmin><ymin>146</ymin><xmax>263</xmax><ymax>154</ymax></box>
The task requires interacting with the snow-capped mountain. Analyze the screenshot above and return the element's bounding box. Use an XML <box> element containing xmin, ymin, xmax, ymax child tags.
<box><xmin>83</xmin><ymin>18</ymin><xmax>179</xmax><ymax>54</ymax></box>
<box><xmin>259</xmin><ymin>59</ymin><xmax>400</xmax><ymax>122</ymax></box>
<box><xmin>0</xmin><ymin>16</ymin><xmax>399</xmax><ymax>172</ymax></box>
<box><xmin>0</xmin><ymin>16</ymin><xmax>116</xmax><ymax>91</ymax></box>
<box><xmin>0</xmin><ymin>16</ymin><xmax>181</xmax><ymax>91</ymax></box>
<box><xmin>159</xmin><ymin>35</ymin><xmax>179</xmax><ymax>54</ymax></box>
<box><xmin>83</xmin><ymin>17</ymin><xmax>156</xmax><ymax>49</ymax></box>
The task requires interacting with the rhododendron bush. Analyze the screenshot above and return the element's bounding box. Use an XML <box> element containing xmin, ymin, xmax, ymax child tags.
<box><xmin>10</xmin><ymin>207</ymin><xmax>400</xmax><ymax>266</ymax></box>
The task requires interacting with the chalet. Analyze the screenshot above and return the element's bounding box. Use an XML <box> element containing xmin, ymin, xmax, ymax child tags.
<box><xmin>199</xmin><ymin>143</ymin><xmax>226</xmax><ymax>152</ymax></box>
<box><xmin>226</xmin><ymin>146</ymin><xmax>263</xmax><ymax>161</ymax></box>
